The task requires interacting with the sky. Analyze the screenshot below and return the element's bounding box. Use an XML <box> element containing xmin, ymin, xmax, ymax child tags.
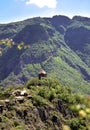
<box><xmin>0</xmin><ymin>0</ymin><xmax>90</xmax><ymax>23</ymax></box>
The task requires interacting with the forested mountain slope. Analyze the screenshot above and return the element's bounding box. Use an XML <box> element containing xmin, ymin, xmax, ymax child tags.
<box><xmin>0</xmin><ymin>15</ymin><xmax>90</xmax><ymax>93</ymax></box>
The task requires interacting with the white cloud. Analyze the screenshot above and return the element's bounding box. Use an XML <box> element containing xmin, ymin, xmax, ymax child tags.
<box><xmin>26</xmin><ymin>0</ymin><xmax>57</xmax><ymax>8</ymax></box>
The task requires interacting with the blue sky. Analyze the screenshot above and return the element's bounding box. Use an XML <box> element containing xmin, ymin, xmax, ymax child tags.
<box><xmin>0</xmin><ymin>0</ymin><xmax>90</xmax><ymax>23</ymax></box>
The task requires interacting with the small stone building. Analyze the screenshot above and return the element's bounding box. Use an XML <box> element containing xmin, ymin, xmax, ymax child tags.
<box><xmin>38</xmin><ymin>69</ymin><xmax>47</xmax><ymax>80</ymax></box>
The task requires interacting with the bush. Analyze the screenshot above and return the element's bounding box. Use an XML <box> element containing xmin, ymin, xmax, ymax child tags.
<box><xmin>26</xmin><ymin>77</ymin><xmax>60</xmax><ymax>88</ymax></box>
<box><xmin>26</xmin><ymin>78</ymin><xmax>39</xmax><ymax>88</ymax></box>
<box><xmin>15</xmin><ymin>125</ymin><xmax>25</xmax><ymax>130</ymax></box>
<box><xmin>32</xmin><ymin>95</ymin><xmax>49</xmax><ymax>106</ymax></box>
<box><xmin>68</xmin><ymin>118</ymin><xmax>88</xmax><ymax>130</ymax></box>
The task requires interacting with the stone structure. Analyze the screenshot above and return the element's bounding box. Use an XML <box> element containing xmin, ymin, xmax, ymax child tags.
<box><xmin>38</xmin><ymin>69</ymin><xmax>47</xmax><ymax>80</ymax></box>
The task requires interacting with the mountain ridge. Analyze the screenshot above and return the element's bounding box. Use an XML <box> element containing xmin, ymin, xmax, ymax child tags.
<box><xmin>0</xmin><ymin>15</ymin><xmax>90</xmax><ymax>93</ymax></box>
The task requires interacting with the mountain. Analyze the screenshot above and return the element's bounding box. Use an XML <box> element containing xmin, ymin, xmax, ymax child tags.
<box><xmin>0</xmin><ymin>15</ymin><xmax>90</xmax><ymax>93</ymax></box>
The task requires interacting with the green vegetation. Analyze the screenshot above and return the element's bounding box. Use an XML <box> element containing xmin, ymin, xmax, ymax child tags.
<box><xmin>0</xmin><ymin>78</ymin><xmax>90</xmax><ymax>130</ymax></box>
<box><xmin>0</xmin><ymin>15</ymin><xmax>90</xmax><ymax>95</ymax></box>
<box><xmin>0</xmin><ymin>15</ymin><xmax>90</xmax><ymax>129</ymax></box>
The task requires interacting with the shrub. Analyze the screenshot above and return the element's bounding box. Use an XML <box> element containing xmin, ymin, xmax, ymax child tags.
<box><xmin>26</xmin><ymin>77</ymin><xmax>60</xmax><ymax>88</ymax></box>
<box><xmin>26</xmin><ymin>78</ymin><xmax>39</xmax><ymax>88</ymax></box>
<box><xmin>68</xmin><ymin>118</ymin><xmax>87</xmax><ymax>130</ymax></box>
<box><xmin>15</xmin><ymin>125</ymin><xmax>25</xmax><ymax>130</ymax></box>
<box><xmin>32</xmin><ymin>95</ymin><xmax>48</xmax><ymax>106</ymax></box>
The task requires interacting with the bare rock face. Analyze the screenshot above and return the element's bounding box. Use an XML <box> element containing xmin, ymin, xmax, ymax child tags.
<box><xmin>38</xmin><ymin>107</ymin><xmax>48</xmax><ymax>121</ymax></box>
<box><xmin>56</xmin><ymin>100</ymin><xmax>75</xmax><ymax>118</ymax></box>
